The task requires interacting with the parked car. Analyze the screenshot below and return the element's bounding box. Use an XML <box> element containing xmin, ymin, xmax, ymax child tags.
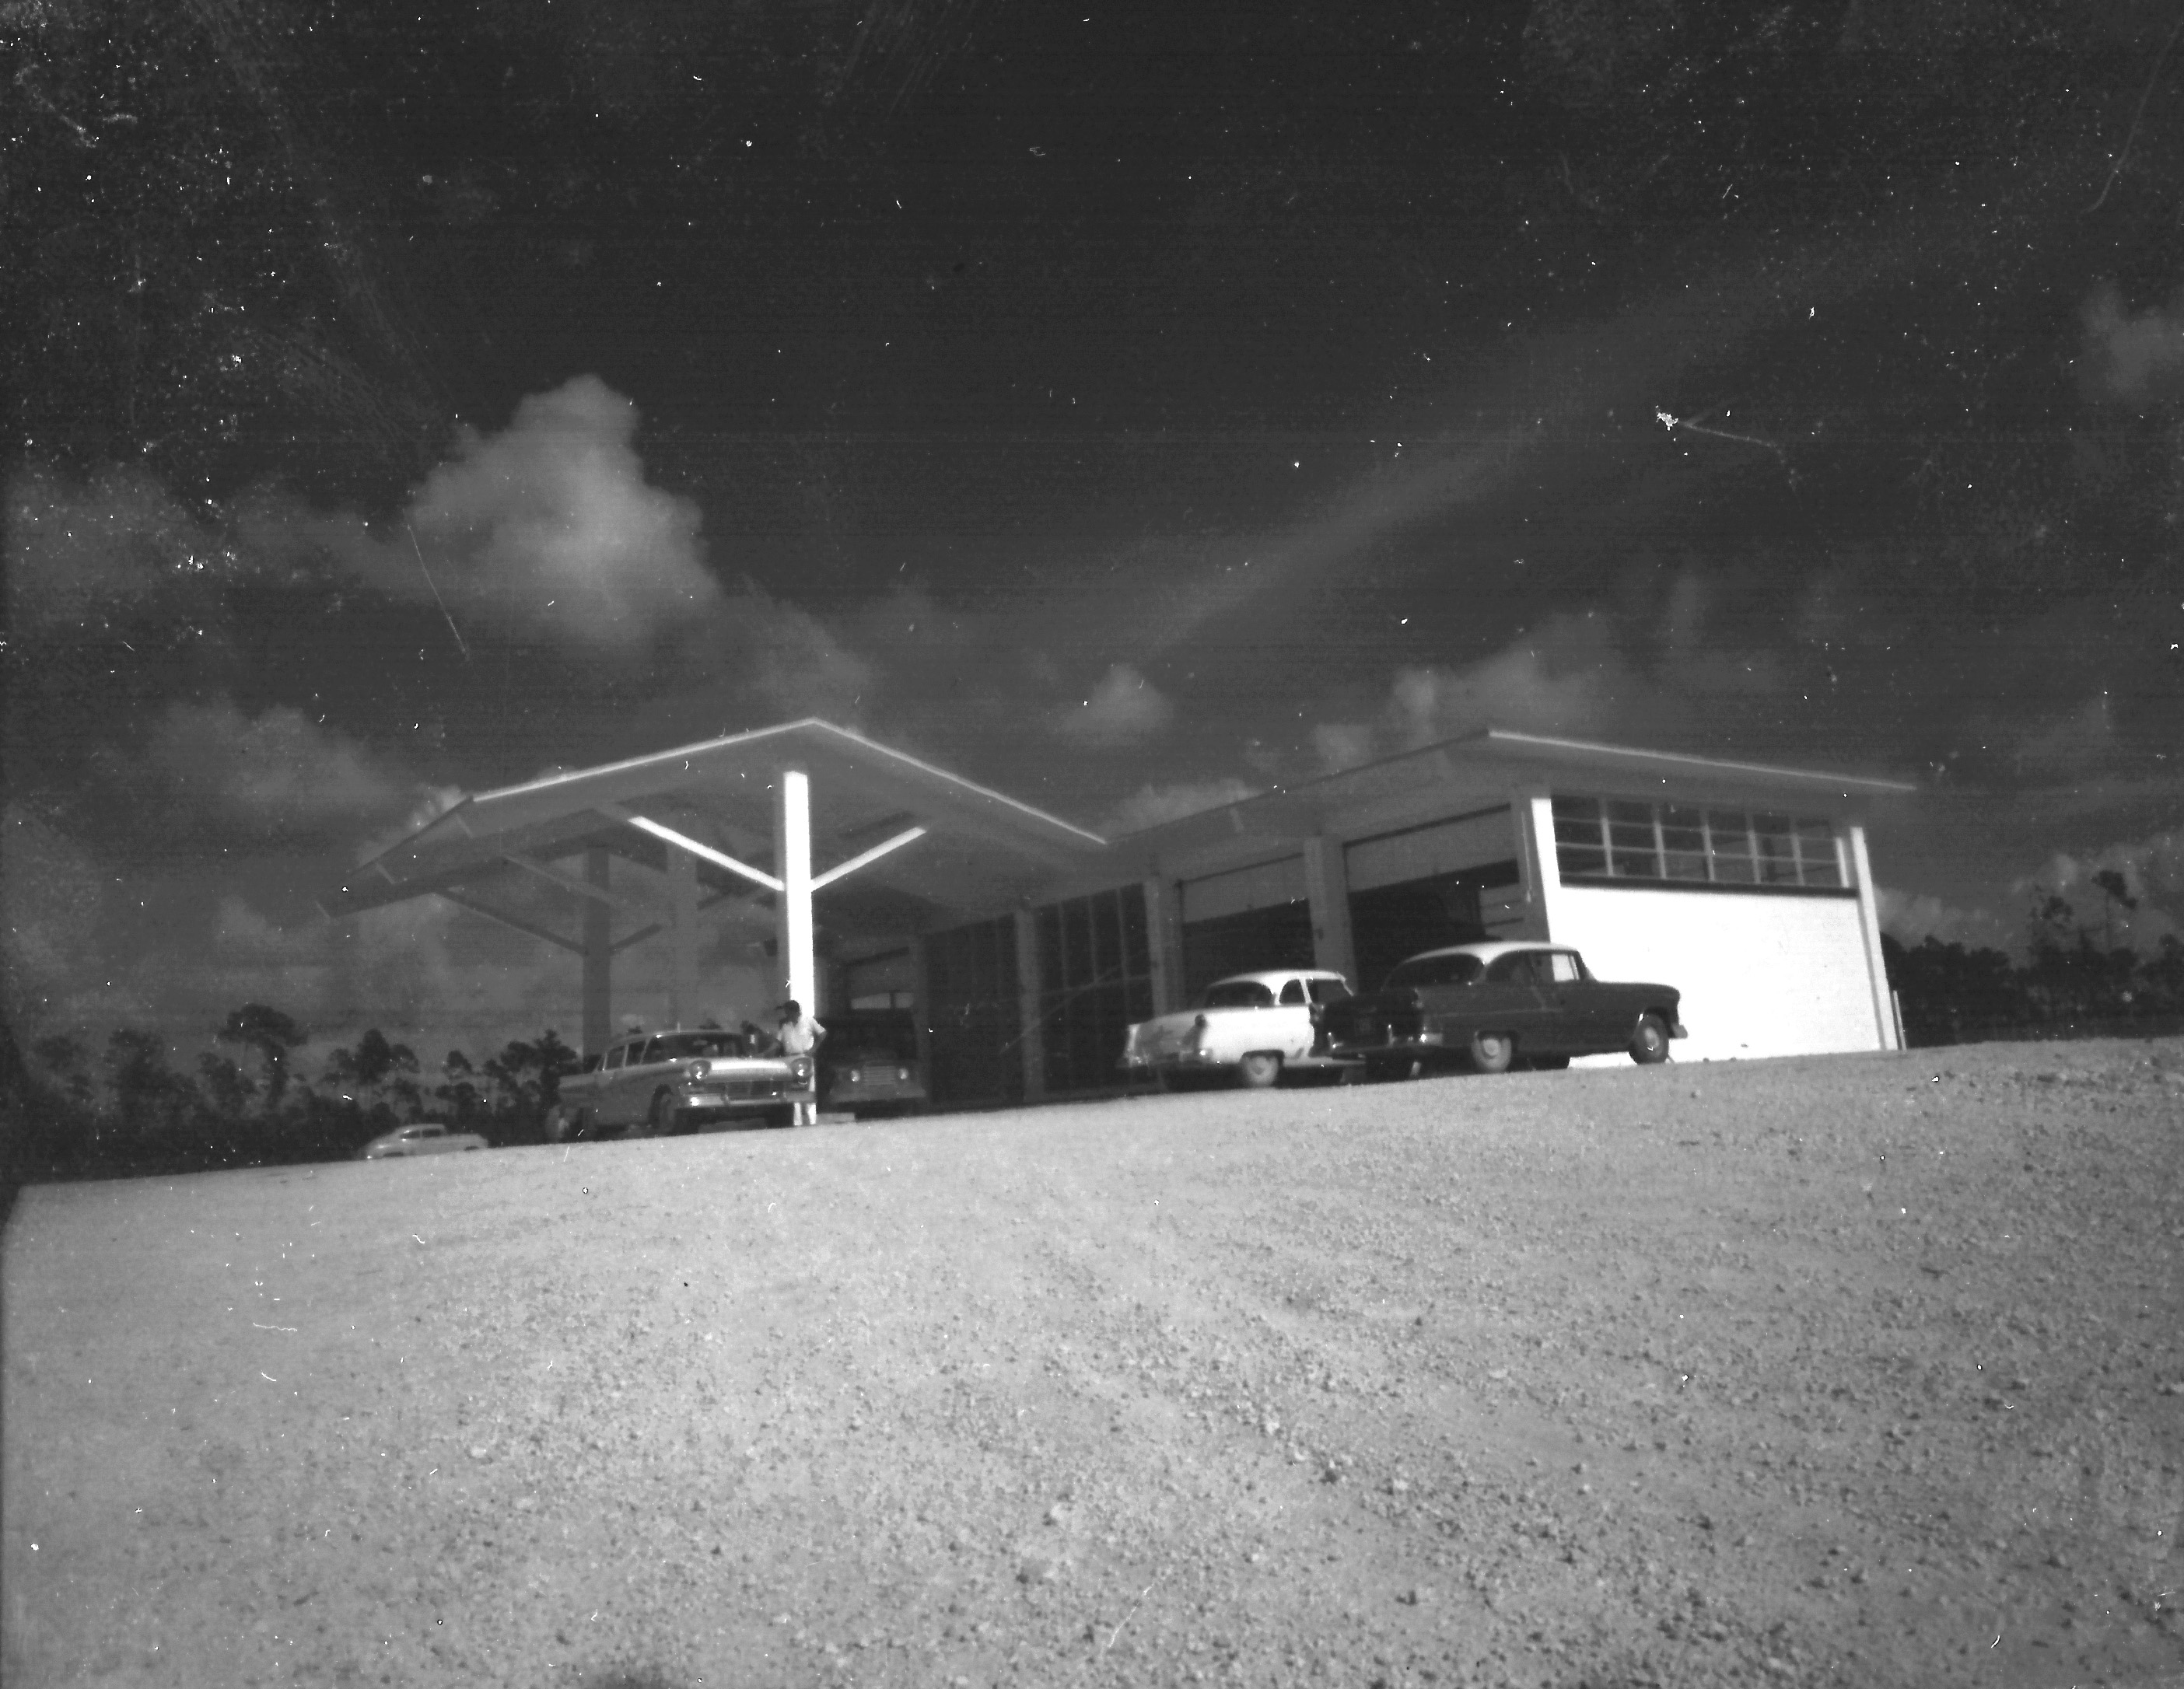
<box><xmin>546</xmin><ymin>1027</ymin><xmax>814</xmax><ymax>1139</ymax></box>
<box><xmin>1321</xmin><ymin>941</ymin><xmax>1684</xmax><ymax>1077</ymax></box>
<box><xmin>359</xmin><ymin>1121</ymin><xmax>488</xmax><ymax>1159</ymax></box>
<box><xmin>1121</xmin><ymin>969</ymin><xmax>1358</xmax><ymax>1089</ymax></box>
<box><xmin>817</xmin><ymin>1012</ymin><xmax>927</xmax><ymax>1120</ymax></box>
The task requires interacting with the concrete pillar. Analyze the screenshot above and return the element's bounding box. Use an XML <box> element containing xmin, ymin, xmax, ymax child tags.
<box><xmin>582</xmin><ymin>847</ymin><xmax>612</xmax><ymax>1057</ymax></box>
<box><xmin>1301</xmin><ymin>836</ymin><xmax>1357</xmax><ymax>985</ymax></box>
<box><xmin>1520</xmin><ymin>795</ymin><xmax>1568</xmax><ymax>942</ymax></box>
<box><xmin>1846</xmin><ymin>822</ymin><xmax>1901</xmax><ymax>1052</ymax></box>
<box><xmin>774</xmin><ymin>768</ymin><xmax>815</xmax><ymax>1012</ymax></box>
<box><xmin>1013</xmin><ymin>907</ymin><xmax>1047</xmax><ymax>1101</ymax></box>
<box><xmin>1143</xmin><ymin>875</ymin><xmax>1185</xmax><ymax>1014</ymax></box>
<box><xmin>666</xmin><ymin>844</ymin><xmax>698</xmax><ymax>1027</ymax></box>
<box><xmin>910</xmin><ymin>934</ymin><xmax>937</xmax><ymax>1105</ymax></box>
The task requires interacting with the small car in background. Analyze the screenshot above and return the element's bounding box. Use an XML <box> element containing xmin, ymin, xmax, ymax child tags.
<box><xmin>817</xmin><ymin>1012</ymin><xmax>927</xmax><ymax>1120</ymax></box>
<box><xmin>1321</xmin><ymin>941</ymin><xmax>1684</xmax><ymax>1078</ymax></box>
<box><xmin>1121</xmin><ymin>969</ymin><xmax>1357</xmax><ymax>1089</ymax></box>
<box><xmin>359</xmin><ymin>1121</ymin><xmax>488</xmax><ymax>1159</ymax></box>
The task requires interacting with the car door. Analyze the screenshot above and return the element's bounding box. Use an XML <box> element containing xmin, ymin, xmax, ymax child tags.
<box><xmin>1478</xmin><ymin>951</ymin><xmax>1553</xmax><ymax>1051</ymax></box>
<box><xmin>1275</xmin><ymin>977</ymin><xmax>1316</xmax><ymax>1058</ymax></box>
<box><xmin>1542</xmin><ymin>949</ymin><xmax>1619</xmax><ymax>1052</ymax></box>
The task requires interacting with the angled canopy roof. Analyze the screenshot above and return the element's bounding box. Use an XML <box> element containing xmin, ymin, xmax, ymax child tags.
<box><xmin>322</xmin><ymin>719</ymin><xmax>1106</xmax><ymax>932</ymax></box>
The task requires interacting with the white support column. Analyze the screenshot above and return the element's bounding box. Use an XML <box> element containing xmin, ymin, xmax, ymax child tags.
<box><xmin>1143</xmin><ymin>875</ymin><xmax>1185</xmax><ymax>1013</ymax></box>
<box><xmin>1521</xmin><ymin>795</ymin><xmax>1568</xmax><ymax>942</ymax></box>
<box><xmin>1846</xmin><ymin>822</ymin><xmax>1901</xmax><ymax>1052</ymax></box>
<box><xmin>1301</xmin><ymin>836</ymin><xmax>1357</xmax><ymax>985</ymax></box>
<box><xmin>910</xmin><ymin>935</ymin><xmax>937</xmax><ymax>1105</ymax></box>
<box><xmin>775</xmin><ymin>768</ymin><xmax>816</xmax><ymax>1013</ymax></box>
<box><xmin>582</xmin><ymin>848</ymin><xmax>612</xmax><ymax>1057</ymax></box>
<box><xmin>666</xmin><ymin>845</ymin><xmax>698</xmax><ymax>1027</ymax></box>
<box><xmin>1013</xmin><ymin>907</ymin><xmax>1047</xmax><ymax>1102</ymax></box>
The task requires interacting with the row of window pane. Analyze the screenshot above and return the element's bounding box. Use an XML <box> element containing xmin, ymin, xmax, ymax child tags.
<box><xmin>1552</xmin><ymin>796</ymin><xmax>1846</xmax><ymax>889</ymax></box>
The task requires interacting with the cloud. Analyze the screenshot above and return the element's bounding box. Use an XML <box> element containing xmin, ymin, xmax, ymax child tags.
<box><xmin>5</xmin><ymin>464</ymin><xmax>239</xmax><ymax>631</ymax></box>
<box><xmin>1307</xmin><ymin>614</ymin><xmax>1645</xmax><ymax>774</ymax></box>
<box><xmin>1052</xmin><ymin>663</ymin><xmax>1174</xmax><ymax>747</ymax></box>
<box><xmin>145</xmin><ymin>698</ymin><xmax>422</xmax><ymax>838</ymax></box>
<box><xmin>1</xmin><ymin>806</ymin><xmax>122</xmax><ymax>1033</ymax></box>
<box><xmin>1099</xmin><ymin>776</ymin><xmax>1263</xmax><ymax>835</ymax></box>
<box><xmin>2010</xmin><ymin>693</ymin><xmax>2119</xmax><ymax>778</ymax></box>
<box><xmin>310</xmin><ymin>375</ymin><xmax>718</xmax><ymax>654</ymax></box>
<box><xmin>2077</xmin><ymin>282</ymin><xmax>2184</xmax><ymax>407</ymax></box>
<box><xmin>1876</xmin><ymin>887</ymin><xmax>2016</xmax><ymax>953</ymax></box>
<box><xmin>2011</xmin><ymin>831</ymin><xmax>2184</xmax><ymax>949</ymax></box>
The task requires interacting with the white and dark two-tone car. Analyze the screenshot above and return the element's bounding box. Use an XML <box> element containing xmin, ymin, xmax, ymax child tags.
<box><xmin>1121</xmin><ymin>969</ymin><xmax>1358</xmax><ymax>1089</ymax></box>
<box><xmin>1320</xmin><ymin>941</ymin><xmax>1684</xmax><ymax>1079</ymax></box>
<box><xmin>546</xmin><ymin>1027</ymin><xmax>814</xmax><ymax>1138</ymax></box>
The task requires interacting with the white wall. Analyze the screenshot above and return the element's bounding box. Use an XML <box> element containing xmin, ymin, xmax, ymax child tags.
<box><xmin>1552</xmin><ymin>882</ymin><xmax>1889</xmax><ymax>1061</ymax></box>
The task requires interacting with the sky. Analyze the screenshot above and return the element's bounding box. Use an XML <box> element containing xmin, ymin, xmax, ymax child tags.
<box><xmin>6</xmin><ymin>0</ymin><xmax>2184</xmax><ymax>1065</ymax></box>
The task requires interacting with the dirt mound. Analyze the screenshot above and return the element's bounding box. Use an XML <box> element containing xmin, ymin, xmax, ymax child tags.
<box><xmin>7</xmin><ymin>1038</ymin><xmax>2182</xmax><ymax>1688</ymax></box>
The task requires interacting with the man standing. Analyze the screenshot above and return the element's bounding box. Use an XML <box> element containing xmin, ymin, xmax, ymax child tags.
<box><xmin>775</xmin><ymin>998</ymin><xmax>825</xmax><ymax>1126</ymax></box>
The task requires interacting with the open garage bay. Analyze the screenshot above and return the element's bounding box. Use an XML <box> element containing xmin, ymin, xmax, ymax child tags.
<box><xmin>6</xmin><ymin>1040</ymin><xmax>2182</xmax><ymax>1689</ymax></box>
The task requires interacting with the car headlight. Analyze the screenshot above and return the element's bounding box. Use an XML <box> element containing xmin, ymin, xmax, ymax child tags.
<box><xmin>789</xmin><ymin>1055</ymin><xmax>814</xmax><ymax>1086</ymax></box>
<box><xmin>684</xmin><ymin>1061</ymin><xmax>709</xmax><ymax>1083</ymax></box>
<box><xmin>897</xmin><ymin>1066</ymin><xmax>909</xmax><ymax>1082</ymax></box>
<box><xmin>847</xmin><ymin>1068</ymin><xmax>863</xmax><ymax>1086</ymax></box>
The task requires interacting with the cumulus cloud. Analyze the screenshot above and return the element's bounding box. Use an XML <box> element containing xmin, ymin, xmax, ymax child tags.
<box><xmin>2077</xmin><ymin>282</ymin><xmax>2184</xmax><ymax>407</ymax></box>
<box><xmin>1876</xmin><ymin>887</ymin><xmax>2016</xmax><ymax>953</ymax></box>
<box><xmin>145</xmin><ymin>698</ymin><xmax>423</xmax><ymax>838</ymax></box>
<box><xmin>1307</xmin><ymin>614</ymin><xmax>1644</xmax><ymax>774</ymax></box>
<box><xmin>2011</xmin><ymin>831</ymin><xmax>2184</xmax><ymax>949</ymax></box>
<box><xmin>1053</xmin><ymin>663</ymin><xmax>1174</xmax><ymax>747</ymax></box>
<box><xmin>1099</xmin><ymin>776</ymin><xmax>1264</xmax><ymax>836</ymax></box>
<box><xmin>306</xmin><ymin>375</ymin><xmax>719</xmax><ymax>654</ymax></box>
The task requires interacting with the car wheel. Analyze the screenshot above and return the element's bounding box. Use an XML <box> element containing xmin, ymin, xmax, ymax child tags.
<box><xmin>646</xmin><ymin>1090</ymin><xmax>676</xmax><ymax>1136</ymax></box>
<box><xmin>1629</xmin><ymin>1012</ymin><xmax>1671</xmax><ymax>1065</ymax></box>
<box><xmin>1236</xmin><ymin>1051</ymin><xmax>1282</xmax><ymax>1089</ymax></box>
<box><xmin>1468</xmin><ymin>1030</ymin><xmax>1515</xmax><ymax>1074</ymax></box>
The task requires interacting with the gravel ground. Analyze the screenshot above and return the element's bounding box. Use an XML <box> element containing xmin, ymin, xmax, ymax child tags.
<box><xmin>5</xmin><ymin>1037</ymin><xmax>2182</xmax><ymax>1689</ymax></box>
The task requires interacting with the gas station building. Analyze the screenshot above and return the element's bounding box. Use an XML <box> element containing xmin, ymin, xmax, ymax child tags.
<box><xmin>324</xmin><ymin>719</ymin><xmax>1914</xmax><ymax>1107</ymax></box>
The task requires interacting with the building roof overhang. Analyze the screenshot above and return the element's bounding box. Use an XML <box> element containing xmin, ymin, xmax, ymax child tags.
<box><xmin>1105</xmin><ymin>727</ymin><xmax>1916</xmax><ymax>873</ymax></box>
<box><xmin>321</xmin><ymin>719</ymin><xmax>1106</xmax><ymax>928</ymax></box>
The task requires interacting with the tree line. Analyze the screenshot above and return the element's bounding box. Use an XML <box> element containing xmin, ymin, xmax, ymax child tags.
<box><xmin>5</xmin><ymin>883</ymin><xmax>2179</xmax><ymax>1187</ymax></box>
<box><xmin>1884</xmin><ymin>878</ymin><xmax>2184</xmax><ymax>1047</ymax></box>
<box><xmin>2</xmin><ymin>1005</ymin><xmax>577</xmax><ymax>1186</ymax></box>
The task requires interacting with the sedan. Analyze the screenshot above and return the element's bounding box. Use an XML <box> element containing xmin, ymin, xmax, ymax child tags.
<box><xmin>359</xmin><ymin>1121</ymin><xmax>488</xmax><ymax>1159</ymax></box>
<box><xmin>1321</xmin><ymin>942</ymin><xmax>1684</xmax><ymax>1077</ymax></box>
<box><xmin>1121</xmin><ymin>969</ymin><xmax>1358</xmax><ymax>1089</ymax></box>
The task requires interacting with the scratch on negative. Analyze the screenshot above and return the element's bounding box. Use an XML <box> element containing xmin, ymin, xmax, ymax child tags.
<box><xmin>1105</xmin><ymin>1584</ymin><xmax>1153</xmax><ymax>1653</ymax></box>
<box><xmin>254</xmin><ymin>1323</ymin><xmax>298</xmax><ymax>1332</ymax></box>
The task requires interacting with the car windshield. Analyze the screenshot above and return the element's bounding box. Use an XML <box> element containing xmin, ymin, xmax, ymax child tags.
<box><xmin>823</xmin><ymin>1016</ymin><xmax>919</xmax><ymax>1062</ymax></box>
<box><xmin>1200</xmin><ymin>980</ymin><xmax>1276</xmax><ymax>1009</ymax></box>
<box><xmin>645</xmin><ymin>1032</ymin><xmax>751</xmax><ymax>1061</ymax></box>
<box><xmin>837</xmin><ymin>1047</ymin><xmax>901</xmax><ymax>1067</ymax></box>
<box><xmin>1384</xmin><ymin>953</ymin><xmax>1486</xmax><ymax>989</ymax></box>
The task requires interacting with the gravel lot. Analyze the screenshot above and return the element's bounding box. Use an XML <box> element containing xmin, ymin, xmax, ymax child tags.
<box><xmin>6</xmin><ymin>1037</ymin><xmax>2182</xmax><ymax>1689</ymax></box>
